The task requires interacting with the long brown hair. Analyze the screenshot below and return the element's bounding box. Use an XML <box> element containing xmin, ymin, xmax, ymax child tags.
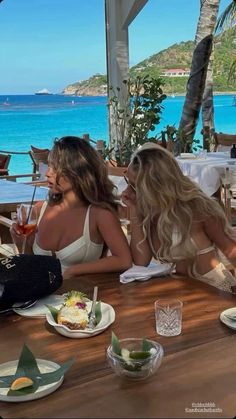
<box><xmin>48</xmin><ymin>136</ymin><xmax>118</xmax><ymax>212</ymax></box>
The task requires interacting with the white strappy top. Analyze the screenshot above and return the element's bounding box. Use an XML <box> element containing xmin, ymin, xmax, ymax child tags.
<box><xmin>171</xmin><ymin>228</ymin><xmax>215</xmax><ymax>260</ymax></box>
<box><xmin>33</xmin><ymin>202</ymin><xmax>104</xmax><ymax>273</ymax></box>
<box><xmin>170</xmin><ymin>229</ymin><xmax>236</xmax><ymax>292</ymax></box>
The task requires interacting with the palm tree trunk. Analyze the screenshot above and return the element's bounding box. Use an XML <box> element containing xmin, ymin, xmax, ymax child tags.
<box><xmin>178</xmin><ymin>35</ymin><xmax>213</xmax><ymax>151</ymax></box>
<box><xmin>201</xmin><ymin>44</ymin><xmax>215</xmax><ymax>150</ymax></box>
<box><xmin>196</xmin><ymin>0</ymin><xmax>220</xmax><ymax>150</ymax></box>
<box><xmin>178</xmin><ymin>0</ymin><xmax>220</xmax><ymax>151</ymax></box>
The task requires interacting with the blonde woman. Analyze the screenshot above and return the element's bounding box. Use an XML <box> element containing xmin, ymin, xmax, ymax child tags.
<box><xmin>122</xmin><ymin>143</ymin><xmax>236</xmax><ymax>293</ymax></box>
<box><xmin>11</xmin><ymin>136</ymin><xmax>132</xmax><ymax>279</ymax></box>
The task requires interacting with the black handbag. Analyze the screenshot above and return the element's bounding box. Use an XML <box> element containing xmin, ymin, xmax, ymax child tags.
<box><xmin>0</xmin><ymin>254</ymin><xmax>63</xmax><ymax>309</ymax></box>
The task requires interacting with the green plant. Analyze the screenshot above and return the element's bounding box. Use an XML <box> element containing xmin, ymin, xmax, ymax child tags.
<box><xmin>106</xmin><ymin>75</ymin><xmax>167</xmax><ymax>166</ymax></box>
<box><xmin>160</xmin><ymin>125</ymin><xmax>201</xmax><ymax>154</ymax></box>
<box><xmin>177</xmin><ymin>128</ymin><xmax>201</xmax><ymax>153</ymax></box>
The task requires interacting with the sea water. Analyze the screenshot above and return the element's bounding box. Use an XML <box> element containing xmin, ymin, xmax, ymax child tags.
<box><xmin>0</xmin><ymin>94</ymin><xmax>235</xmax><ymax>175</ymax></box>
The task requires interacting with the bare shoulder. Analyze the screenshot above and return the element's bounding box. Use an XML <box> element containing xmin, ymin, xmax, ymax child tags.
<box><xmin>91</xmin><ymin>206</ymin><xmax>118</xmax><ymax>222</ymax></box>
<box><xmin>203</xmin><ymin>215</ymin><xmax>223</xmax><ymax>230</ymax></box>
<box><xmin>192</xmin><ymin>218</ymin><xmax>205</xmax><ymax>231</ymax></box>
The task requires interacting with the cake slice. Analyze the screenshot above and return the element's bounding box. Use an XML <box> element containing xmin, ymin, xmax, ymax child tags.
<box><xmin>57</xmin><ymin>290</ymin><xmax>89</xmax><ymax>330</ymax></box>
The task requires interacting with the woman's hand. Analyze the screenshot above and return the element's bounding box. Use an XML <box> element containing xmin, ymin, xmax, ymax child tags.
<box><xmin>121</xmin><ymin>189</ymin><xmax>140</xmax><ymax>221</ymax></box>
<box><xmin>10</xmin><ymin>222</ymin><xmax>25</xmax><ymax>244</ymax></box>
<box><xmin>10</xmin><ymin>222</ymin><xmax>37</xmax><ymax>253</ymax></box>
<box><xmin>63</xmin><ymin>265</ymin><xmax>77</xmax><ymax>280</ymax></box>
<box><xmin>121</xmin><ymin>189</ymin><xmax>137</xmax><ymax>209</ymax></box>
<box><xmin>10</xmin><ymin>222</ymin><xmax>25</xmax><ymax>254</ymax></box>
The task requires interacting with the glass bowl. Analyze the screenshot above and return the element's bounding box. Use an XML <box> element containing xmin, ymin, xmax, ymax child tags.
<box><xmin>106</xmin><ymin>338</ymin><xmax>164</xmax><ymax>380</ymax></box>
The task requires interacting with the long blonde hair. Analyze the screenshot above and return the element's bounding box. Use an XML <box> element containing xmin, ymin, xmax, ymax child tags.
<box><xmin>130</xmin><ymin>143</ymin><xmax>236</xmax><ymax>263</ymax></box>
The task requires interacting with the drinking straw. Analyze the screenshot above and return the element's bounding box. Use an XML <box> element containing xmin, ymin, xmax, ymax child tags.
<box><xmin>26</xmin><ymin>185</ymin><xmax>37</xmax><ymax>224</ymax></box>
<box><xmin>22</xmin><ymin>185</ymin><xmax>37</xmax><ymax>254</ymax></box>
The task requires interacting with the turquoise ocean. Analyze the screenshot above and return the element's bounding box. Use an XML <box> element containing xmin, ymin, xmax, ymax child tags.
<box><xmin>0</xmin><ymin>94</ymin><xmax>235</xmax><ymax>175</ymax></box>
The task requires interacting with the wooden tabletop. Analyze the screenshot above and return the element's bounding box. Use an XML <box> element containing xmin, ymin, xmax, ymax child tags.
<box><xmin>1</xmin><ymin>273</ymin><xmax>236</xmax><ymax>418</ymax></box>
<box><xmin>0</xmin><ymin>179</ymin><xmax>48</xmax><ymax>213</ymax></box>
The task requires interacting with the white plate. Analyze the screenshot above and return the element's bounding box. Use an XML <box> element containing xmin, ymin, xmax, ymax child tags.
<box><xmin>220</xmin><ymin>307</ymin><xmax>236</xmax><ymax>330</ymax></box>
<box><xmin>13</xmin><ymin>294</ymin><xmax>65</xmax><ymax>318</ymax></box>
<box><xmin>178</xmin><ymin>153</ymin><xmax>196</xmax><ymax>160</ymax></box>
<box><xmin>0</xmin><ymin>359</ymin><xmax>63</xmax><ymax>402</ymax></box>
<box><xmin>46</xmin><ymin>301</ymin><xmax>115</xmax><ymax>338</ymax></box>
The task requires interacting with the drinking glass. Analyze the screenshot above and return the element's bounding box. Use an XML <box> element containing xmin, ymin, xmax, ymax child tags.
<box><xmin>16</xmin><ymin>204</ymin><xmax>38</xmax><ymax>253</ymax></box>
<box><xmin>197</xmin><ymin>149</ymin><xmax>207</xmax><ymax>159</ymax></box>
<box><xmin>154</xmin><ymin>299</ymin><xmax>183</xmax><ymax>337</ymax></box>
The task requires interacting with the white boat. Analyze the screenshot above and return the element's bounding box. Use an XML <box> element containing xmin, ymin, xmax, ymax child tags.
<box><xmin>3</xmin><ymin>97</ymin><xmax>10</xmax><ymax>106</ymax></box>
<box><xmin>35</xmin><ymin>88</ymin><xmax>53</xmax><ymax>95</ymax></box>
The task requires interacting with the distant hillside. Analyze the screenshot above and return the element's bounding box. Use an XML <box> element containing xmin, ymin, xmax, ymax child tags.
<box><xmin>62</xmin><ymin>27</ymin><xmax>236</xmax><ymax>96</ymax></box>
<box><xmin>62</xmin><ymin>74</ymin><xmax>107</xmax><ymax>96</ymax></box>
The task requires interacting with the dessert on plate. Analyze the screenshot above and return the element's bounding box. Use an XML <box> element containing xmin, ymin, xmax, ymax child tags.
<box><xmin>57</xmin><ymin>291</ymin><xmax>89</xmax><ymax>330</ymax></box>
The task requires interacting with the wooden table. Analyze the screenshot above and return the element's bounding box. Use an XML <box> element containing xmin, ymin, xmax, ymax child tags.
<box><xmin>0</xmin><ymin>179</ymin><xmax>48</xmax><ymax>213</ymax></box>
<box><xmin>1</xmin><ymin>273</ymin><xmax>236</xmax><ymax>418</ymax></box>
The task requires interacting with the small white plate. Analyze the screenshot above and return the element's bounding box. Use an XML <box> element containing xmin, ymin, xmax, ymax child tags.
<box><xmin>46</xmin><ymin>301</ymin><xmax>115</xmax><ymax>338</ymax></box>
<box><xmin>220</xmin><ymin>307</ymin><xmax>236</xmax><ymax>330</ymax></box>
<box><xmin>13</xmin><ymin>295</ymin><xmax>65</xmax><ymax>318</ymax></box>
<box><xmin>0</xmin><ymin>359</ymin><xmax>63</xmax><ymax>402</ymax></box>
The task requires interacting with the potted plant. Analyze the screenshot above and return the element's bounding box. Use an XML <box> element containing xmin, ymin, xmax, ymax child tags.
<box><xmin>105</xmin><ymin>75</ymin><xmax>167</xmax><ymax>167</ymax></box>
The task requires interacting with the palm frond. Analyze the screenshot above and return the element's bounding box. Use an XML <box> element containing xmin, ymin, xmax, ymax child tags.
<box><xmin>215</xmin><ymin>0</ymin><xmax>236</xmax><ymax>33</ymax></box>
<box><xmin>228</xmin><ymin>59</ymin><xmax>236</xmax><ymax>83</ymax></box>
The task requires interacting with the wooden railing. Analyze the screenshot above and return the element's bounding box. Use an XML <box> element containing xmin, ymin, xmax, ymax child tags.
<box><xmin>214</xmin><ymin>132</ymin><xmax>236</xmax><ymax>151</ymax></box>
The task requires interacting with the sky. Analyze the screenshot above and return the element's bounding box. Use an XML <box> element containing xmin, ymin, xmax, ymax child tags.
<box><xmin>0</xmin><ymin>0</ymin><xmax>231</xmax><ymax>94</ymax></box>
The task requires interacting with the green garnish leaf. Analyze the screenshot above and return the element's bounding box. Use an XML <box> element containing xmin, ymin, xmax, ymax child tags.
<box><xmin>37</xmin><ymin>359</ymin><xmax>74</xmax><ymax>386</ymax></box>
<box><xmin>0</xmin><ymin>375</ymin><xmax>15</xmax><ymax>388</ymax></box>
<box><xmin>123</xmin><ymin>362</ymin><xmax>143</xmax><ymax>372</ymax></box>
<box><xmin>95</xmin><ymin>301</ymin><xmax>102</xmax><ymax>325</ymax></box>
<box><xmin>109</xmin><ymin>334</ymin><xmax>154</xmax><ymax>373</ymax></box>
<box><xmin>64</xmin><ymin>290</ymin><xmax>87</xmax><ymax>303</ymax></box>
<box><xmin>111</xmin><ymin>332</ymin><xmax>121</xmax><ymax>356</ymax></box>
<box><xmin>142</xmin><ymin>338</ymin><xmax>153</xmax><ymax>352</ymax></box>
<box><xmin>0</xmin><ymin>344</ymin><xmax>74</xmax><ymax>396</ymax></box>
<box><xmin>8</xmin><ymin>383</ymin><xmax>38</xmax><ymax>396</ymax></box>
<box><xmin>129</xmin><ymin>351</ymin><xmax>151</xmax><ymax>360</ymax></box>
<box><xmin>46</xmin><ymin>304</ymin><xmax>59</xmax><ymax>322</ymax></box>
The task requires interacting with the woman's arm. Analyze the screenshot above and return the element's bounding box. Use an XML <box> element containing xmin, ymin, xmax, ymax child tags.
<box><xmin>121</xmin><ymin>190</ymin><xmax>152</xmax><ymax>266</ymax></box>
<box><xmin>204</xmin><ymin>216</ymin><xmax>236</xmax><ymax>265</ymax></box>
<box><xmin>63</xmin><ymin>209</ymin><xmax>132</xmax><ymax>279</ymax></box>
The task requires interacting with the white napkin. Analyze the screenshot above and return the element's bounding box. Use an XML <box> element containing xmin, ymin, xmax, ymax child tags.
<box><xmin>120</xmin><ymin>262</ymin><xmax>173</xmax><ymax>283</ymax></box>
<box><xmin>0</xmin><ymin>243</ymin><xmax>18</xmax><ymax>257</ymax></box>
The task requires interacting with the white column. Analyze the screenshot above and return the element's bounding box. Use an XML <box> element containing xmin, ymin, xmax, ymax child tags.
<box><xmin>105</xmin><ymin>0</ymin><xmax>148</xmax><ymax>148</ymax></box>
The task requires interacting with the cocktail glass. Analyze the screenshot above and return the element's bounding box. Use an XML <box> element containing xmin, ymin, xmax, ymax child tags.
<box><xmin>16</xmin><ymin>204</ymin><xmax>38</xmax><ymax>254</ymax></box>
